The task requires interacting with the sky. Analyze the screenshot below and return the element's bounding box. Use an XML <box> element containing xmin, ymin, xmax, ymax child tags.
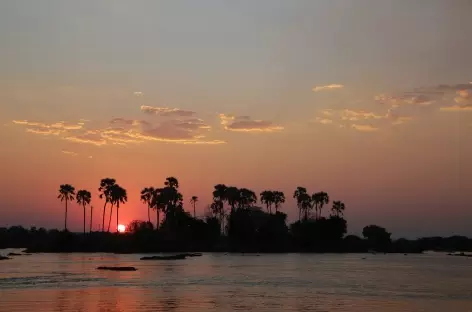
<box><xmin>0</xmin><ymin>0</ymin><xmax>471</xmax><ymax>238</ymax></box>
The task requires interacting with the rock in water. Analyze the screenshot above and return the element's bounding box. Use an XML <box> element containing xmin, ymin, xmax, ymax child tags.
<box><xmin>140</xmin><ymin>254</ymin><xmax>187</xmax><ymax>260</ymax></box>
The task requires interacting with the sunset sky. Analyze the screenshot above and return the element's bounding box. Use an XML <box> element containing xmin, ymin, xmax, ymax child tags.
<box><xmin>1</xmin><ymin>1</ymin><xmax>471</xmax><ymax>237</ymax></box>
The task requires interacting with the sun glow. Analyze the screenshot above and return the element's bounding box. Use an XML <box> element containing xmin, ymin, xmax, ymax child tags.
<box><xmin>117</xmin><ymin>224</ymin><xmax>126</xmax><ymax>233</ymax></box>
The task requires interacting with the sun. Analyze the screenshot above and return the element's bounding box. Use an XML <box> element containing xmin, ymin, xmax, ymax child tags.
<box><xmin>117</xmin><ymin>224</ymin><xmax>126</xmax><ymax>233</ymax></box>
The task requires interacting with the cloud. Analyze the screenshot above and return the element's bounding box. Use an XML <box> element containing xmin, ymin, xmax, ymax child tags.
<box><xmin>133</xmin><ymin>91</ymin><xmax>143</xmax><ymax>96</ymax></box>
<box><xmin>14</xmin><ymin>115</ymin><xmax>225</xmax><ymax>146</ymax></box>
<box><xmin>12</xmin><ymin>120</ymin><xmax>84</xmax><ymax>136</ymax></box>
<box><xmin>315</xmin><ymin>117</ymin><xmax>333</xmax><ymax>125</ymax></box>
<box><xmin>440</xmin><ymin>90</ymin><xmax>472</xmax><ymax>112</ymax></box>
<box><xmin>312</xmin><ymin>84</ymin><xmax>344</xmax><ymax>92</ymax></box>
<box><xmin>64</xmin><ymin>133</ymin><xmax>107</xmax><ymax>146</ymax></box>
<box><xmin>110</xmin><ymin>118</ymin><xmax>150</xmax><ymax>127</ymax></box>
<box><xmin>219</xmin><ymin>114</ymin><xmax>284</xmax><ymax>132</ymax></box>
<box><xmin>140</xmin><ymin>105</ymin><xmax>196</xmax><ymax>117</ymax></box>
<box><xmin>351</xmin><ymin>124</ymin><xmax>379</xmax><ymax>132</ymax></box>
<box><xmin>61</xmin><ymin>150</ymin><xmax>78</xmax><ymax>156</ymax></box>
<box><xmin>340</xmin><ymin>109</ymin><xmax>385</xmax><ymax>121</ymax></box>
<box><xmin>440</xmin><ymin>105</ymin><xmax>472</xmax><ymax>112</ymax></box>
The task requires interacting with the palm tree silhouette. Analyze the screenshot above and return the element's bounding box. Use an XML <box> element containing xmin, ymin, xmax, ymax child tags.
<box><xmin>260</xmin><ymin>190</ymin><xmax>274</xmax><ymax>214</ymax></box>
<box><xmin>140</xmin><ymin>187</ymin><xmax>155</xmax><ymax>224</ymax></box>
<box><xmin>90</xmin><ymin>205</ymin><xmax>93</xmax><ymax>233</ymax></box>
<box><xmin>98</xmin><ymin>178</ymin><xmax>116</xmax><ymax>232</ymax></box>
<box><xmin>226</xmin><ymin>186</ymin><xmax>240</xmax><ymax>212</ymax></box>
<box><xmin>151</xmin><ymin>188</ymin><xmax>164</xmax><ymax>229</ymax></box>
<box><xmin>273</xmin><ymin>191</ymin><xmax>285</xmax><ymax>213</ymax></box>
<box><xmin>111</xmin><ymin>184</ymin><xmax>127</xmax><ymax>233</ymax></box>
<box><xmin>331</xmin><ymin>200</ymin><xmax>345</xmax><ymax>217</ymax></box>
<box><xmin>312</xmin><ymin>192</ymin><xmax>329</xmax><ymax>219</ymax></box>
<box><xmin>293</xmin><ymin>187</ymin><xmax>307</xmax><ymax>221</ymax></box>
<box><xmin>239</xmin><ymin>188</ymin><xmax>257</xmax><ymax>209</ymax></box>
<box><xmin>58</xmin><ymin>184</ymin><xmax>75</xmax><ymax>231</ymax></box>
<box><xmin>190</xmin><ymin>196</ymin><xmax>198</xmax><ymax>218</ymax></box>
<box><xmin>76</xmin><ymin>190</ymin><xmax>91</xmax><ymax>235</ymax></box>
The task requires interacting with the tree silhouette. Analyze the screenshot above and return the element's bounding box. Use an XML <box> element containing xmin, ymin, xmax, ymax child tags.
<box><xmin>58</xmin><ymin>184</ymin><xmax>75</xmax><ymax>231</ymax></box>
<box><xmin>273</xmin><ymin>191</ymin><xmax>285</xmax><ymax>213</ymax></box>
<box><xmin>210</xmin><ymin>199</ymin><xmax>225</xmax><ymax>232</ymax></box>
<box><xmin>76</xmin><ymin>190</ymin><xmax>91</xmax><ymax>235</ymax></box>
<box><xmin>98</xmin><ymin>178</ymin><xmax>116</xmax><ymax>232</ymax></box>
<box><xmin>89</xmin><ymin>205</ymin><xmax>93</xmax><ymax>233</ymax></box>
<box><xmin>239</xmin><ymin>188</ymin><xmax>257</xmax><ymax>210</ymax></box>
<box><xmin>312</xmin><ymin>192</ymin><xmax>329</xmax><ymax>219</ymax></box>
<box><xmin>190</xmin><ymin>196</ymin><xmax>198</xmax><ymax>218</ymax></box>
<box><xmin>140</xmin><ymin>187</ymin><xmax>155</xmax><ymax>224</ymax></box>
<box><xmin>226</xmin><ymin>186</ymin><xmax>240</xmax><ymax>212</ymax></box>
<box><xmin>331</xmin><ymin>200</ymin><xmax>345</xmax><ymax>217</ymax></box>
<box><xmin>293</xmin><ymin>187</ymin><xmax>308</xmax><ymax>221</ymax></box>
<box><xmin>111</xmin><ymin>184</ymin><xmax>127</xmax><ymax>233</ymax></box>
<box><xmin>151</xmin><ymin>188</ymin><xmax>164</xmax><ymax>229</ymax></box>
<box><xmin>260</xmin><ymin>190</ymin><xmax>274</xmax><ymax>214</ymax></box>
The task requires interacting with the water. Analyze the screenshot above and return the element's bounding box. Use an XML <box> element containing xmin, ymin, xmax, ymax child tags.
<box><xmin>1</xmin><ymin>249</ymin><xmax>472</xmax><ymax>311</ymax></box>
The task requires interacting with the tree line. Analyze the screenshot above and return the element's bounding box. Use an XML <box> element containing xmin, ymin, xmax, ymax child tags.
<box><xmin>2</xmin><ymin>176</ymin><xmax>430</xmax><ymax>253</ymax></box>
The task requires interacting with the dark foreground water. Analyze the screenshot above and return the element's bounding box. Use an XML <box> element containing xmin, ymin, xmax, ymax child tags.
<box><xmin>1</xmin><ymin>250</ymin><xmax>472</xmax><ymax>311</ymax></box>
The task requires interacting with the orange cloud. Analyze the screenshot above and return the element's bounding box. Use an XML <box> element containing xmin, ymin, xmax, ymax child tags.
<box><xmin>61</xmin><ymin>150</ymin><xmax>78</xmax><ymax>156</ymax></box>
<box><xmin>219</xmin><ymin>114</ymin><xmax>284</xmax><ymax>132</ymax></box>
<box><xmin>140</xmin><ymin>105</ymin><xmax>196</xmax><ymax>117</ymax></box>
<box><xmin>315</xmin><ymin>117</ymin><xmax>333</xmax><ymax>125</ymax></box>
<box><xmin>351</xmin><ymin>124</ymin><xmax>379</xmax><ymax>132</ymax></box>
<box><xmin>312</xmin><ymin>84</ymin><xmax>344</xmax><ymax>92</ymax></box>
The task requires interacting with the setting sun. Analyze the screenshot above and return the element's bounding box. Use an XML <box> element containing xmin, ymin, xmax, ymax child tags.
<box><xmin>117</xmin><ymin>224</ymin><xmax>126</xmax><ymax>233</ymax></box>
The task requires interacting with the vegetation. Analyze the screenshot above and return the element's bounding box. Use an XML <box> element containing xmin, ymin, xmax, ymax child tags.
<box><xmin>3</xmin><ymin>176</ymin><xmax>468</xmax><ymax>254</ymax></box>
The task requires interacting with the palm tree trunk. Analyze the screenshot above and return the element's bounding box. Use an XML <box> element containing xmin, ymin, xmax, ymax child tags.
<box><xmin>193</xmin><ymin>203</ymin><xmax>196</xmax><ymax>218</ymax></box>
<box><xmin>102</xmin><ymin>202</ymin><xmax>107</xmax><ymax>232</ymax></box>
<box><xmin>116</xmin><ymin>203</ymin><xmax>119</xmax><ymax>233</ymax></box>
<box><xmin>83</xmin><ymin>204</ymin><xmax>86</xmax><ymax>235</ymax></box>
<box><xmin>156</xmin><ymin>209</ymin><xmax>160</xmax><ymax>230</ymax></box>
<box><xmin>147</xmin><ymin>204</ymin><xmax>151</xmax><ymax>223</ymax></box>
<box><xmin>107</xmin><ymin>204</ymin><xmax>114</xmax><ymax>232</ymax></box>
<box><xmin>64</xmin><ymin>199</ymin><xmax>68</xmax><ymax>231</ymax></box>
<box><xmin>90</xmin><ymin>206</ymin><xmax>93</xmax><ymax>233</ymax></box>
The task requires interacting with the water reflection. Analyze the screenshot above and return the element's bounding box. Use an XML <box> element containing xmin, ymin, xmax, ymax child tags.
<box><xmin>1</xmin><ymin>253</ymin><xmax>472</xmax><ymax>311</ymax></box>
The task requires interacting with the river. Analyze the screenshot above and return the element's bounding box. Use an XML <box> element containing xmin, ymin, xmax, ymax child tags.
<box><xmin>1</xmin><ymin>249</ymin><xmax>471</xmax><ymax>311</ymax></box>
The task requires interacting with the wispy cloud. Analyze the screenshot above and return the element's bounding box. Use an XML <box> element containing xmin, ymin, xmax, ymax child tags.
<box><xmin>312</xmin><ymin>84</ymin><xmax>344</xmax><ymax>92</ymax></box>
<box><xmin>314</xmin><ymin>117</ymin><xmax>333</xmax><ymax>125</ymax></box>
<box><xmin>61</xmin><ymin>150</ymin><xmax>78</xmax><ymax>156</ymax></box>
<box><xmin>13</xmin><ymin>120</ymin><xmax>84</xmax><ymax>136</ymax></box>
<box><xmin>13</xmin><ymin>116</ymin><xmax>224</xmax><ymax>146</ymax></box>
<box><xmin>351</xmin><ymin>124</ymin><xmax>379</xmax><ymax>132</ymax></box>
<box><xmin>219</xmin><ymin>114</ymin><xmax>284</xmax><ymax>132</ymax></box>
<box><xmin>64</xmin><ymin>133</ymin><xmax>107</xmax><ymax>146</ymax></box>
<box><xmin>133</xmin><ymin>91</ymin><xmax>144</xmax><ymax>97</ymax></box>
<box><xmin>140</xmin><ymin>105</ymin><xmax>196</xmax><ymax>117</ymax></box>
<box><xmin>440</xmin><ymin>90</ymin><xmax>472</xmax><ymax>112</ymax></box>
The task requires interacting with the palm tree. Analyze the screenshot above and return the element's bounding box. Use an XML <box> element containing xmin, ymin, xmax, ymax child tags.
<box><xmin>164</xmin><ymin>176</ymin><xmax>179</xmax><ymax>189</ymax></box>
<box><xmin>98</xmin><ymin>178</ymin><xmax>116</xmax><ymax>232</ymax></box>
<box><xmin>260</xmin><ymin>190</ymin><xmax>274</xmax><ymax>214</ymax></box>
<box><xmin>293</xmin><ymin>187</ymin><xmax>307</xmax><ymax>221</ymax></box>
<box><xmin>190</xmin><ymin>196</ymin><xmax>198</xmax><ymax>218</ymax></box>
<box><xmin>151</xmin><ymin>188</ymin><xmax>164</xmax><ymax>229</ymax></box>
<box><xmin>76</xmin><ymin>190</ymin><xmax>91</xmax><ymax>235</ymax></box>
<box><xmin>226</xmin><ymin>186</ymin><xmax>240</xmax><ymax>212</ymax></box>
<box><xmin>273</xmin><ymin>191</ymin><xmax>285</xmax><ymax>213</ymax></box>
<box><xmin>331</xmin><ymin>200</ymin><xmax>345</xmax><ymax>217</ymax></box>
<box><xmin>111</xmin><ymin>184</ymin><xmax>127</xmax><ymax>233</ymax></box>
<box><xmin>239</xmin><ymin>188</ymin><xmax>257</xmax><ymax>209</ymax></box>
<box><xmin>58</xmin><ymin>184</ymin><xmax>75</xmax><ymax>231</ymax></box>
<box><xmin>211</xmin><ymin>199</ymin><xmax>225</xmax><ymax>231</ymax></box>
<box><xmin>312</xmin><ymin>191</ymin><xmax>329</xmax><ymax>219</ymax></box>
<box><xmin>140</xmin><ymin>187</ymin><xmax>155</xmax><ymax>223</ymax></box>
<box><xmin>90</xmin><ymin>205</ymin><xmax>93</xmax><ymax>233</ymax></box>
<box><xmin>301</xmin><ymin>193</ymin><xmax>312</xmax><ymax>220</ymax></box>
